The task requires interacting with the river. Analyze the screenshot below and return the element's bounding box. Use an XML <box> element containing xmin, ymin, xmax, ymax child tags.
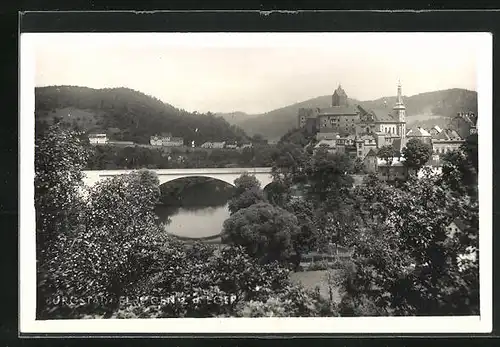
<box><xmin>154</xmin><ymin>177</ymin><xmax>235</xmax><ymax>240</ymax></box>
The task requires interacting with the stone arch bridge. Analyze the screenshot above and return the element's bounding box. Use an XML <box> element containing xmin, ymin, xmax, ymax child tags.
<box><xmin>82</xmin><ymin>167</ymin><xmax>274</xmax><ymax>188</ymax></box>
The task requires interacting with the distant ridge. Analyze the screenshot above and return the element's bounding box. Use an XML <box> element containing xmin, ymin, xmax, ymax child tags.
<box><xmin>220</xmin><ymin>88</ymin><xmax>478</xmax><ymax>140</ymax></box>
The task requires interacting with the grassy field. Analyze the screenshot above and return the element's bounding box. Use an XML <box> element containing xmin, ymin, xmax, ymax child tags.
<box><xmin>290</xmin><ymin>270</ymin><xmax>342</xmax><ymax>303</ymax></box>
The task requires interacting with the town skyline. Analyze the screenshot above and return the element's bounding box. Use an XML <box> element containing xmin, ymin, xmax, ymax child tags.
<box><xmin>32</xmin><ymin>32</ymin><xmax>480</xmax><ymax>114</ymax></box>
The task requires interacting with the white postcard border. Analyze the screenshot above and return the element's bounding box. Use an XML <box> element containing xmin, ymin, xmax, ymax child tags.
<box><xmin>19</xmin><ymin>32</ymin><xmax>492</xmax><ymax>334</ymax></box>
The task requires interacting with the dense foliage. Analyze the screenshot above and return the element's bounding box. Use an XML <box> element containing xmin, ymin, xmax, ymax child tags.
<box><xmin>336</xmin><ymin>172</ymin><xmax>479</xmax><ymax>316</ymax></box>
<box><xmin>222</xmin><ymin>202</ymin><xmax>300</xmax><ymax>265</ymax></box>
<box><xmin>35</xmin><ymin>120</ymin><xmax>480</xmax><ymax>319</ymax></box>
<box><xmin>36</xmin><ymin>126</ymin><xmax>335</xmax><ymax>319</ymax></box>
<box><xmin>401</xmin><ymin>138</ymin><xmax>433</xmax><ymax>171</ymax></box>
<box><xmin>85</xmin><ymin>143</ymin><xmax>280</xmax><ymax>170</ymax></box>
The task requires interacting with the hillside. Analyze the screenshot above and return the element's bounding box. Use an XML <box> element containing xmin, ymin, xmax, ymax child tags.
<box><xmin>229</xmin><ymin>89</ymin><xmax>477</xmax><ymax>140</ymax></box>
<box><xmin>215</xmin><ymin>111</ymin><xmax>258</xmax><ymax>126</ymax></box>
<box><xmin>35</xmin><ymin>86</ymin><xmax>249</xmax><ymax>145</ymax></box>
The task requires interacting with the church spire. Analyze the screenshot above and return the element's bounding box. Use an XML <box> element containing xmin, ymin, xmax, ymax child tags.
<box><xmin>396</xmin><ymin>79</ymin><xmax>403</xmax><ymax>105</ymax></box>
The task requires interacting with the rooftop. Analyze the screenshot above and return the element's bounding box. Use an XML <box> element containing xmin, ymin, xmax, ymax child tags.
<box><xmin>407</xmin><ymin>127</ymin><xmax>431</xmax><ymax>137</ymax></box>
<box><xmin>315</xmin><ymin>139</ymin><xmax>337</xmax><ymax>148</ymax></box>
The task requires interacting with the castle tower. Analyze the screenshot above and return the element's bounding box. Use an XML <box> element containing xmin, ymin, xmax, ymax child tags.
<box><xmin>332</xmin><ymin>84</ymin><xmax>349</xmax><ymax>107</ymax></box>
<box><xmin>393</xmin><ymin>79</ymin><xmax>406</xmax><ymax>139</ymax></box>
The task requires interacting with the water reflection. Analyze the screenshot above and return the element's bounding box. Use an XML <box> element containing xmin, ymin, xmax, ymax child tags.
<box><xmin>155</xmin><ymin>177</ymin><xmax>234</xmax><ymax>239</ymax></box>
<box><xmin>155</xmin><ymin>203</ymin><xmax>229</xmax><ymax>239</ymax></box>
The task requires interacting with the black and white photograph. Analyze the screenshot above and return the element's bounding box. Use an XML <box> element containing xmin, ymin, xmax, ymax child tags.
<box><xmin>19</xmin><ymin>32</ymin><xmax>492</xmax><ymax>334</ymax></box>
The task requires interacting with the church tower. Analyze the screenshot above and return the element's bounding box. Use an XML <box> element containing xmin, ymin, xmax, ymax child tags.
<box><xmin>332</xmin><ymin>84</ymin><xmax>349</xmax><ymax>107</ymax></box>
<box><xmin>393</xmin><ymin>80</ymin><xmax>406</xmax><ymax>139</ymax></box>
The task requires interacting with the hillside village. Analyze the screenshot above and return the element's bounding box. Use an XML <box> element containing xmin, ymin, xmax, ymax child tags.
<box><xmin>296</xmin><ymin>82</ymin><xmax>477</xmax><ymax>182</ymax></box>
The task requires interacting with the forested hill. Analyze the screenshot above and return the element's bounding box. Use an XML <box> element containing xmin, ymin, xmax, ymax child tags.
<box><xmin>35</xmin><ymin>86</ymin><xmax>249</xmax><ymax>145</ymax></box>
<box><xmin>229</xmin><ymin>88</ymin><xmax>477</xmax><ymax>140</ymax></box>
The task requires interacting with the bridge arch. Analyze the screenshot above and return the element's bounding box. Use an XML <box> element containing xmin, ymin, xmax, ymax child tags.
<box><xmin>82</xmin><ymin>167</ymin><xmax>274</xmax><ymax>190</ymax></box>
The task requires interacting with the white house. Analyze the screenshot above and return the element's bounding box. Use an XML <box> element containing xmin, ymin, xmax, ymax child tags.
<box><xmin>212</xmin><ymin>141</ymin><xmax>226</xmax><ymax>149</ymax></box>
<box><xmin>88</xmin><ymin>133</ymin><xmax>108</xmax><ymax>145</ymax></box>
<box><xmin>150</xmin><ymin>134</ymin><xmax>184</xmax><ymax>147</ymax></box>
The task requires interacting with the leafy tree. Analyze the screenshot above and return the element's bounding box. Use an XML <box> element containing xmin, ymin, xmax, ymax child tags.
<box><xmin>401</xmin><ymin>138</ymin><xmax>433</xmax><ymax>172</ymax></box>
<box><xmin>35</xmin><ymin>123</ymin><xmax>91</xmax><ymax>253</ymax></box>
<box><xmin>284</xmin><ymin>199</ymin><xmax>318</xmax><ymax>261</ymax></box>
<box><xmin>461</xmin><ymin>133</ymin><xmax>478</xmax><ymax>173</ymax></box>
<box><xmin>440</xmin><ymin>148</ymin><xmax>478</xmax><ymax>198</ymax></box>
<box><xmin>264</xmin><ymin>180</ymin><xmax>291</xmax><ymax>208</ymax></box>
<box><xmin>338</xmin><ymin>174</ymin><xmax>479</xmax><ymax>316</ymax></box>
<box><xmin>235</xmin><ymin>285</ymin><xmax>337</xmax><ymax>317</ymax></box>
<box><xmin>271</xmin><ymin>143</ymin><xmax>307</xmax><ymax>187</ymax></box>
<box><xmin>351</xmin><ymin>157</ymin><xmax>366</xmax><ymax>174</ymax></box>
<box><xmin>40</xmin><ymin>170</ymin><xmax>169</xmax><ymax>318</ymax></box>
<box><xmin>228</xmin><ymin>188</ymin><xmax>267</xmax><ymax>215</ymax></box>
<box><xmin>233</xmin><ymin>172</ymin><xmax>261</xmax><ymax>196</ymax></box>
<box><xmin>35</xmin><ymin>124</ymin><xmax>91</xmax><ymax>318</ymax></box>
<box><xmin>303</xmin><ymin>148</ymin><xmax>354</xmax><ymax>205</ymax></box>
<box><xmin>222</xmin><ymin>202</ymin><xmax>300</xmax><ymax>265</ymax></box>
<box><xmin>278</xmin><ymin>127</ymin><xmax>312</xmax><ymax>147</ymax></box>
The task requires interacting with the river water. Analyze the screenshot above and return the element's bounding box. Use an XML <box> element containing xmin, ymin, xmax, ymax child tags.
<box><xmin>154</xmin><ymin>177</ymin><xmax>234</xmax><ymax>239</ymax></box>
<box><xmin>155</xmin><ymin>203</ymin><xmax>230</xmax><ymax>238</ymax></box>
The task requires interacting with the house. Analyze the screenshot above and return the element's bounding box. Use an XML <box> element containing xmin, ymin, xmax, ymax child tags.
<box><xmin>406</xmin><ymin>127</ymin><xmax>432</xmax><ymax>145</ymax></box>
<box><xmin>363</xmin><ymin>148</ymin><xmax>378</xmax><ymax>173</ymax></box>
<box><xmin>355</xmin><ymin>134</ymin><xmax>377</xmax><ymax>159</ymax></box>
<box><xmin>446</xmin><ymin>219</ymin><xmax>467</xmax><ymax>239</ymax></box>
<box><xmin>240</xmin><ymin>143</ymin><xmax>253</xmax><ymax>149</ymax></box>
<box><xmin>225</xmin><ymin>142</ymin><xmax>238</xmax><ymax>149</ymax></box>
<box><xmin>88</xmin><ymin>133</ymin><xmax>108</xmax><ymax>145</ymax></box>
<box><xmin>431</xmin><ymin>128</ymin><xmax>464</xmax><ymax>155</ymax></box>
<box><xmin>163</xmin><ymin>137</ymin><xmax>184</xmax><ymax>147</ymax></box>
<box><xmin>377</xmin><ymin>157</ymin><xmax>408</xmax><ymax>182</ymax></box>
<box><xmin>428</xmin><ymin>125</ymin><xmax>443</xmax><ymax>136</ymax></box>
<box><xmin>212</xmin><ymin>141</ymin><xmax>226</xmax><ymax>149</ymax></box>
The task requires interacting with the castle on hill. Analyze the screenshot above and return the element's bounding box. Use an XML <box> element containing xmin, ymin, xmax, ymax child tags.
<box><xmin>297</xmin><ymin>82</ymin><xmax>467</xmax><ymax>180</ymax></box>
<box><xmin>298</xmin><ymin>81</ymin><xmax>408</xmax><ymax>156</ymax></box>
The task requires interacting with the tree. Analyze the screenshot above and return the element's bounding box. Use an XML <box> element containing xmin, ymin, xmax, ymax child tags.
<box><xmin>233</xmin><ymin>172</ymin><xmax>261</xmax><ymax>196</ymax></box>
<box><xmin>35</xmin><ymin>123</ymin><xmax>91</xmax><ymax>253</ymax></box>
<box><xmin>35</xmin><ymin>124</ymin><xmax>91</xmax><ymax>318</ymax></box>
<box><xmin>303</xmin><ymin>148</ymin><xmax>354</xmax><ymax>205</ymax></box>
<box><xmin>338</xmin><ymin>174</ymin><xmax>479</xmax><ymax>316</ymax></box>
<box><xmin>222</xmin><ymin>202</ymin><xmax>300</xmax><ymax>265</ymax></box>
<box><xmin>461</xmin><ymin>133</ymin><xmax>478</xmax><ymax>173</ymax></box>
<box><xmin>271</xmin><ymin>143</ymin><xmax>307</xmax><ymax>187</ymax></box>
<box><xmin>40</xmin><ymin>170</ymin><xmax>169</xmax><ymax>318</ymax></box>
<box><xmin>228</xmin><ymin>173</ymin><xmax>267</xmax><ymax>215</ymax></box>
<box><xmin>351</xmin><ymin>157</ymin><xmax>366</xmax><ymax>174</ymax></box>
<box><xmin>264</xmin><ymin>180</ymin><xmax>291</xmax><ymax>208</ymax></box>
<box><xmin>440</xmin><ymin>148</ymin><xmax>478</xmax><ymax>198</ymax></box>
<box><xmin>401</xmin><ymin>138</ymin><xmax>433</xmax><ymax>172</ymax></box>
<box><xmin>228</xmin><ymin>188</ymin><xmax>266</xmax><ymax>215</ymax></box>
<box><xmin>285</xmin><ymin>199</ymin><xmax>318</xmax><ymax>262</ymax></box>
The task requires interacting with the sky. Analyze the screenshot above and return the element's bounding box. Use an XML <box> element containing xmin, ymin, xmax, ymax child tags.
<box><xmin>30</xmin><ymin>33</ymin><xmax>483</xmax><ymax>114</ymax></box>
